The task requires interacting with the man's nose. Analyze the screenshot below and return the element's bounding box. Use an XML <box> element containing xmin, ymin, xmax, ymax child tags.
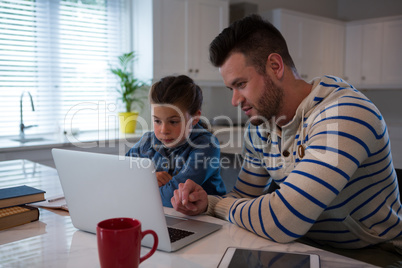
<box><xmin>231</xmin><ymin>89</ymin><xmax>244</xmax><ymax>107</ymax></box>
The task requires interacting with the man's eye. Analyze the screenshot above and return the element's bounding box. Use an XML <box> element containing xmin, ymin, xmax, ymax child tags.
<box><xmin>154</xmin><ymin>119</ymin><xmax>161</xmax><ymax>124</ymax></box>
<box><xmin>237</xmin><ymin>82</ymin><xmax>246</xmax><ymax>89</ymax></box>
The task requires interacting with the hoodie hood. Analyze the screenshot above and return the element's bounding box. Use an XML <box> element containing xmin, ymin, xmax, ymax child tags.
<box><xmin>284</xmin><ymin>75</ymin><xmax>355</xmax><ymax>130</ymax></box>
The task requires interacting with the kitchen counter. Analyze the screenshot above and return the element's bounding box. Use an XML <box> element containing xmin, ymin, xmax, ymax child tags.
<box><xmin>0</xmin><ymin>130</ymin><xmax>146</xmax><ymax>152</ymax></box>
<box><xmin>2</xmin><ymin>123</ymin><xmax>399</xmax><ymax>168</ymax></box>
<box><xmin>0</xmin><ymin>126</ymin><xmax>245</xmax><ymax>153</ymax></box>
<box><xmin>0</xmin><ymin>130</ymin><xmax>147</xmax><ymax>167</ymax></box>
<box><xmin>387</xmin><ymin>125</ymin><xmax>402</xmax><ymax>168</ymax></box>
<box><xmin>211</xmin><ymin>125</ymin><xmax>245</xmax><ymax>155</ymax></box>
<box><xmin>0</xmin><ymin>126</ymin><xmax>245</xmax><ymax>167</ymax></box>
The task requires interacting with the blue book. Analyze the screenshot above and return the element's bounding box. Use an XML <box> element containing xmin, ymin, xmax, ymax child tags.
<box><xmin>0</xmin><ymin>185</ymin><xmax>45</xmax><ymax>208</ymax></box>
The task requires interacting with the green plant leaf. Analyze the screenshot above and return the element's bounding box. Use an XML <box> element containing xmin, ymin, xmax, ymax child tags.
<box><xmin>110</xmin><ymin>51</ymin><xmax>149</xmax><ymax>112</ymax></box>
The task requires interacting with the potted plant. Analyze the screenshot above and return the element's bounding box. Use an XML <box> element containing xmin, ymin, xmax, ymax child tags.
<box><xmin>110</xmin><ymin>51</ymin><xmax>149</xmax><ymax>133</ymax></box>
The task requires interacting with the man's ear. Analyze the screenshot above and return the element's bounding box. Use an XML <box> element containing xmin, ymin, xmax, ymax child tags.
<box><xmin>192</xmin><ymin>110</ymin><xmax>201</xmax><ymax>126</ymax></box>
<box><xmin>266</xmin><ymin>53</ymin><xmax>284</xmax><ymax>80</ymax></box>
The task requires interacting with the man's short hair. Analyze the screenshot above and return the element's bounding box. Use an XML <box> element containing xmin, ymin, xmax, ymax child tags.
<box><xmin>209</xmin><ymin>14</ymin><xmax>296</xmax><ymax>74</ymax></box>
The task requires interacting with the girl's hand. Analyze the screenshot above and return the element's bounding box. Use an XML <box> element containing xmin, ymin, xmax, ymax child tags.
<box><xmin>156</xmin><ymin>171</ymin><xmax>172</xmax><ymax>187</ymax></box>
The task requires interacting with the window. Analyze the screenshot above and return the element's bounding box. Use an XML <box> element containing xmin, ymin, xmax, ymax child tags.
<box><xmin>0</xmin><ymin>0</ymin><xmax>128</xmax><ymax>138</ymax></box>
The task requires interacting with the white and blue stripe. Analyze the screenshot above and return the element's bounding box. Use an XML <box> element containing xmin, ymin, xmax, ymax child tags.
<box><xmin>211</xmin><ymin>76</ymin><xmax>402</xmax><ymax>249</ymax></box>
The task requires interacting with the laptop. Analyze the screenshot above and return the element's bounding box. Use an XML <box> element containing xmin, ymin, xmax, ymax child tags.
<box><xmin>52</xmin><ymin>148</ymin><xmax>222</xmax><ymax>252</ymax></box>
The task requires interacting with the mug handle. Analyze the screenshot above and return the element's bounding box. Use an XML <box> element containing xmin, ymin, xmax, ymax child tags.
<box><xmin>140</xmin><ymin>230</ymin><xmax>159</xmax><ymax>263</ymax></box>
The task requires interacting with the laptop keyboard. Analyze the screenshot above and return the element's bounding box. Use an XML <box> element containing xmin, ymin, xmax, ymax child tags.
<box><xmin>168</xmin><ymin>227</ymin><xmax>194</xmax><ymax>243</ymax></box>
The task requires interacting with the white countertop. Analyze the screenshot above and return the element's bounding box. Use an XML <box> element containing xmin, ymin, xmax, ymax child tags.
<box><xmin>0</xmin><ymin>160</ymin><xmax>377</xmax><ymax>267</ymax></box>
<box><xmin>0</xmin><ymin>126</ymin><xmax>246</xmax><ymax>155</ymax></box>
<box><xmin>2</xmin><ymin>124</ymin><xmax>399</xmax><ymax>163</ymax></box>
<box><xmin>0</xmin><ymin>130</ymin><xmax>146</xmax><ymax>152</ymax></box>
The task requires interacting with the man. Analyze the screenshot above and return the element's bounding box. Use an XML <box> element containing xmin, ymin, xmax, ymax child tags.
<box><xmin>171</xmin><ymin>14</ymin><xmax>401</xmax><ymax>252</ymax></box>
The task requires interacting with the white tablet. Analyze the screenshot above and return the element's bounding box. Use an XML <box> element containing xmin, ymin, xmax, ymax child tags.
<box><xmin>218</xmin><ymin>247</ymin><xmax>320</xmax><ymax>268</ymax></box>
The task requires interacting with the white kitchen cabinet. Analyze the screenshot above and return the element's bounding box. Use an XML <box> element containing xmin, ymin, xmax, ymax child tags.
<box><xmin>133</xmin><ymin>0</ymin><xmax>229</xmax><ymax>85</ymax></box>
<box><xmin>344</xmin><ymin>24</ymin><xmax>363</xmax><ymax>86</ymax></box>
<box><xmin>344</xmin><ymin>22</ymin><xmax>383</xmax><ymax>87</ymax></box>
<box><xmin>382</xmin><ymin>19</ymin><xmax>402</xmax><ymax>86</ymax></box>
<box><xmin>263</xmin><ymin>9</ymin><xmax>345</xmax><ymax>81</ymax></box>
<box><xmin>344</xmin><ymin>16</ymin><xmax>402</xmax><ymax>89</ymax></box>
<box><xmin>320</xmin><ymin>21</ymin><xmax>345</xmax><ymax>78</ymax></box>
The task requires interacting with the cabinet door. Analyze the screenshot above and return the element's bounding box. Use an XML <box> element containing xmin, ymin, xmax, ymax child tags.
<box><xmin>190</xmin><ymin>0</ymin><xmax>228</xmax><ymax>82</ymax></box>
<box><xmin>299</xmin><ymin>16</ymin><xmax>324</xmax><ymax>80</ymax></box>
<box><xmin>153</xmin><ymin>0</ymin><xmax>228</xmax><ymax>83</ymax></box>
<box><xmin>344</xmin><ymin>24</ymin><xmax>363</xmax><ymax>85</ymax></box>
<box><xmin>271</xmin><ymin>12</ymin><xmax>319</xmax><ymax>80</ymax></box>
<box><xmin>269</xmin><ymin>10</ymin><xmax>343</xmax><ymax>81</ymax></box>
<box><xmin>153</xmin><ymin>0</ymin><xmax>190</xmax><ymax>80</ymax></box>
<box><xmin>382</xmin><ymin>20</ymin><xmax>402</xmax><ymax>85</ymax></box>
<box><xmin>344</xmin><ymin>22</ymin><xmax>383</xmax><ymax>87</ymax></box>
<box><xmin>279</xmin><ymin>12</ymin><xmax>303</xmax><ymax>76</ymax></box>
<box><xmin>321</xmin><ymin>21</ymin><xmax>345</xmax><ymax>78</ymax></box>
<box><xmin>361</xmin><ymin>22</ymin><xmax>383</xmax><ymax>86</ymax></box>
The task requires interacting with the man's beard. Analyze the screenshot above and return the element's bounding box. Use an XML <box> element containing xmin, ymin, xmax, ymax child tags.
<box><xmin>249</xmin><ymin>75</ymin><xmax>284</xmax><ymax>126</ymax></box>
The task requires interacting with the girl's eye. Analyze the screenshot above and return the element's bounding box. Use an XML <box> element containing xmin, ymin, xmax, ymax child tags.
<box><xmin>170</xmin><ymin>121</ymin><xmax>180</xmax><ymax>125</ymax></box>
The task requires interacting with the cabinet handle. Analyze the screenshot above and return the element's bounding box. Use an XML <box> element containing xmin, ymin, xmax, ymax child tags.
<box><xmin>195</xmin><ymin>69</ymin><xmax>199</xmax><ymax>73</ymax></box>
<box><xmin>361</xmin><ymin>76</ymin><xmax>366</xmax><ymax>81</ymax></box>
<box><xmin>301</xmin><ymin>74</ymin><xmax>308</xmax><ymax>79</ymax></box>
<box><xmin>189</xmin><ymin>69</ymin><xmax>193</xmax><ymax>73</ymax></box>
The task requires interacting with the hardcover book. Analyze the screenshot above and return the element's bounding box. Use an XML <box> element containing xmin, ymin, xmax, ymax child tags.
<box><xmin>0</xmin><ymin>205</ymin><xmax>40</xmax><ymax>231</ymax></box>
<box><xmin>0</xmin><ymin>185</ymin><xmax>45</xmax><ymax>208</ymax></box>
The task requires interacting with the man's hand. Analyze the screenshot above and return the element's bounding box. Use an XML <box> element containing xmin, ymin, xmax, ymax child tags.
<box><xmin>156</xmin><ymin>171</ymin><xmax>172</xmax><ymax>187</ymax></box>
<box><xmin>171</xmin><ymin>179</ymin><xmax>208</xmax><ymax>216</ymax></box>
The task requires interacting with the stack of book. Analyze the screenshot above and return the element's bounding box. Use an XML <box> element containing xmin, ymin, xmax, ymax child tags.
<box><xmin>0</xmin><ymin>185</ymin><xmax>46</xmax><ymax>231</ymax></box>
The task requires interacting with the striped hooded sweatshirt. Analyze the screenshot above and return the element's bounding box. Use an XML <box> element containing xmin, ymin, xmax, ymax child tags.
<box><xmin>207</xmin><ymin>75</ymin><xmax>402</xmax><ymax>250</ymax></box>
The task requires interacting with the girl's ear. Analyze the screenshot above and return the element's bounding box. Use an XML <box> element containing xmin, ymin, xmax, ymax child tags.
<box><xmin>192</xmin><ymin>110</ymin><xmax>201</xmax><ymax>126</ymax></box>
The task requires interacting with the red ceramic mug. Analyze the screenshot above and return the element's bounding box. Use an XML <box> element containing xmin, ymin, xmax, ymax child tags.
<box><xmin>97</xmin><ymin>218</ymin><xmax>158</xmax><ymax>268</ymax></box>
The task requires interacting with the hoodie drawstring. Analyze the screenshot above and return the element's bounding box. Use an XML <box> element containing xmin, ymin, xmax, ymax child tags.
<box><xmin>298</xmin><ymin>109</ymin><xmax>306</xmax><ymax>159</ymax></box>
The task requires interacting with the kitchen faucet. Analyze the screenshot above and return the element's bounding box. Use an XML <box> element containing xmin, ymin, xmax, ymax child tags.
<box><xmin>19</xmin><ymin>91</ymin><xmax>38</xmax><ymax>139</ymax></box>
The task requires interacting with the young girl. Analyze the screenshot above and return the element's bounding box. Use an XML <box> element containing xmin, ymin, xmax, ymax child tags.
<box><xmin>126</xmin><ymin>75</ymin><xmax>226</xmax><ymax>207</ymax></box>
